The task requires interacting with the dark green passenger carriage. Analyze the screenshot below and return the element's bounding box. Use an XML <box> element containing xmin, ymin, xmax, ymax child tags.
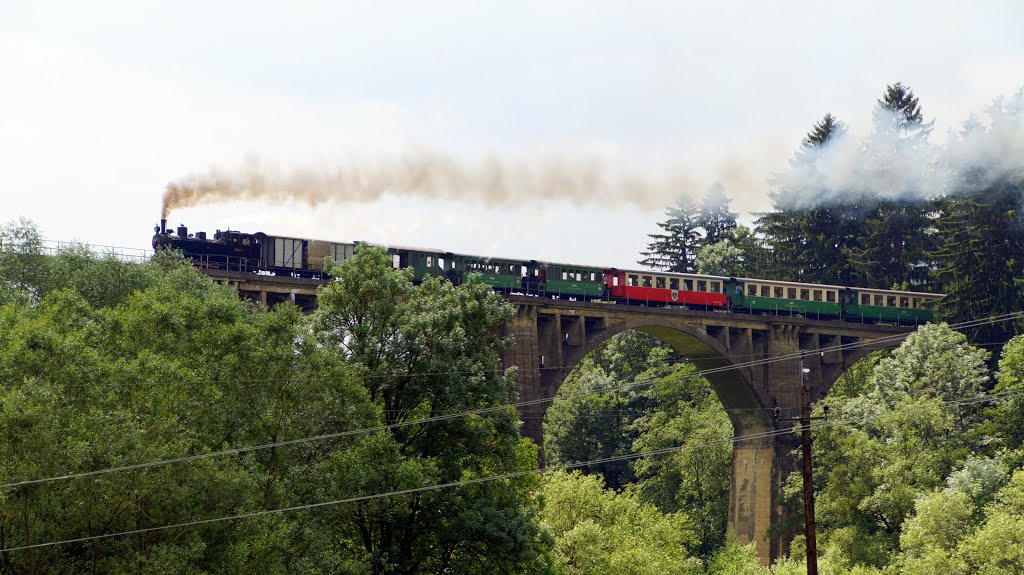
<box><xmin>728</xmin><ymin>278</ymin><xmax>844</xmax><ymax>318</ymax></box>
<box><xmin>541</xmin><ymin>262</ymin><xmax>606</xmax><ymax>299</ymax></box>
<box><xmin>451</xmin><ymin>254</ymin><xmax>528</xmax><ymax>291</ymax></box>
<box><xmin>845</xmin><ymin>288</ymin><xmax>941</xmax><ymax>324</ymax></box>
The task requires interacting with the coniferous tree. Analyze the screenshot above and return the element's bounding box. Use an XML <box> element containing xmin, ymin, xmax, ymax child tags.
<box><xmin>849</xmin><ymin>83</ymin><xmax>937</xmax><ymax>289</ymax></box>
<box><xmin>757</xmin><ymin>113</ymin><xmax>863</xmax><ymax>284</ymax></box>
<box><xmin>638</xmin><ymin>195</ymin><xmax>702</xmax><ymax>272</ymax></box>
<box><xmin>697</xmin><ymin>182</ymin><xmax>738</xmax><ymax>247</ymax></box>
<box><xmin>932</xmin><ymin>93</ymin><xmax>1024</xmax><ymax>346</ymax></box>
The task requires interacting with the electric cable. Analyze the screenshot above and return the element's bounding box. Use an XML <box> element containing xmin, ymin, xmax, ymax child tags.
<box><xmin>2</xmin><ymin>311</ymin><xmax>1019</xmax><ymax>491</ymax></box>
<box><xmin>0</xmin><ymin>387</ymin><xmax>1017</xmax><ymax>554</ymax></box>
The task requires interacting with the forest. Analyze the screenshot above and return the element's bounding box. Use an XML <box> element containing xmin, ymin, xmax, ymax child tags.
<box><xmin>1</xmin><ymin>82</ymin><xmax>1023</xmax><ymax>574</ymax></box>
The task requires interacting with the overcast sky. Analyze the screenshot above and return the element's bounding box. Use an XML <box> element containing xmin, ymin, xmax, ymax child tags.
<box><xmin>1</xmin><ymin>1</ymin><xmax>1022</xmax><ymax>267</ymax></box>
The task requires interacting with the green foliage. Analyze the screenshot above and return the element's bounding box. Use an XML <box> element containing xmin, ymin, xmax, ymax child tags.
<box><xmin>705</xmin><ymin>535</ymin><xmax>770</xmax><ymax>575</ymax></box>
<box><xmin>808</xmin><ymin>324</ymin><xmax>990</xmax><ymax>568</ymax></box>
<box><xmin>314</xmin><ymin>246</ymin><xmax>546</xmax><ymax>573</ymax></box>
<box><xmin>931</xmin><ymin>94</ymin><xmax>1024</xmax><ymax>346</ymax></box>
<box><xmin>630</xmin><ymin>366</ymin><xmax>732</xmax><ymax>556</ymax></box>
<box><xmin>695</xmin><ymin>226</ymin><xmax>769</xmax><ymax>278</ymax></box>
<box><xmin>543</xmin><ymin>331</ymin><xmax>732</xmax><ymax>557</ymax></box>
<box><xmin>0</xmin><ymin>252</ymin><xmax>374</xmax><ymax>574</ymax></box>
<box><xmin>540</xmin><ymin>471</ymin><xmax>702</xmax><ymax>575</ymax></box>
<box><xmin>543</xmin><ymin>331</ymin><xmax>682</xmax><ymax>489</ymax></box>
<box><xmin>0</xmin><ymin>237</ymin><xmax>548</xmax><ymax>574</ymax></box>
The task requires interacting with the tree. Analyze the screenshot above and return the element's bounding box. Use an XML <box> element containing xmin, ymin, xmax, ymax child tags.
<box><xmin>314</xmin><ymin>246</ymin><xmax>545</xmax><ymax>574</ymax></box>
<box><xmin>697</xmin><ymin>182</ymin><xmax>737</xmax><ymax>247</ymax></box>
<box><xmin>638</xmin><ymin>195</ymin><xmax>702</xmax><ymax>272</ymax></box>
<box><xmin>807</xmin><ymin>324</ymin><xmax>991</xmax><ymax>567</ymax></box>
<box><xmin>695</xmin><ymin>226</ymin><xmax>771</xmax><ymax>278</ymax></box>
<box><xmin>848</xmin><ymin>83</ymin><xmax>937</xmax><ymax>289</ymax></box>
<box><xmin>0</xmin><ymin>217</ymin><xmax>47</xmax><ymax>303</ymax></box>
<box><xmin>756</xmin><ymin>114</ymin><xmax>864</xmax><ymax>284</ymax></box>
<box><xmin>630</xmin><ymin>366</ymin><xmax>732</xmax><ymax>556</ymax></box>
<box><xmin>931</xmin><ymin>93</ymin><xmax>1024</xmax><ymax>346</ymax></box>
<box><xmin>543</xmin><ymin>331</ymin><xmax>684</xmax><ymax>490</ymax></box>
<box><xmin>540</xmin><ymin>471</ymin><xmax>702</xmax><ymax>575</ymax></box>
<box><xmin>0</xmin><ymin>251</ymin><xmax>373</xmax><ymax>574</ymax></box>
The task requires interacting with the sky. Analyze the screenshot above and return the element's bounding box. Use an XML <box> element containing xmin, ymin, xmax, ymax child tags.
<box><xmin>1</xmin><ymin>1</ymin><xmax>1022</xmax><ymax>268</ymax></box>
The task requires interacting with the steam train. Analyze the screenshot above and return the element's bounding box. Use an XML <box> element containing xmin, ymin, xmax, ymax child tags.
<box><xmin>153</xmin><ymin>220</ymin><xmax>943</xmax><ymax>324</ymax></box>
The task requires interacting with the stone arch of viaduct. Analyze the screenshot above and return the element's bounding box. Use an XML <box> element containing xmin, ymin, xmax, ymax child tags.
<box><xmin>499</xmin><ymin>296</ymin><xmax>910</xmax><ymax>564</ymax></box>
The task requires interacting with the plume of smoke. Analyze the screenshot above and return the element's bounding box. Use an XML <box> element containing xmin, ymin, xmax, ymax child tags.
<box><xmin>162</xmin><ymin>149</ymin><xmax>698</xmax><ymax>219</ymax></box>
<box><xmin>771</xmin><ymin>94</ymin><xmax>1024</xmax><ymax>210</ymax></box>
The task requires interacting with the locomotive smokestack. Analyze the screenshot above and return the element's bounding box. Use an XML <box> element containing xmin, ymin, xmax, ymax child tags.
<box><xmin>160</xmin><ymin>219</ymin><xmax>167</xmax><ymax>234</ymax></box>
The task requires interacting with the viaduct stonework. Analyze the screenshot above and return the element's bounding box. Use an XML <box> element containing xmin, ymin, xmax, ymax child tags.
<box><xmin>205</xmin><ymin>270</ymin><xmax>912</xmax><ymax>565</ymax></box>
<box><xmin>498</xmin><ymin>296</ymin><xmax>911</xmax><ymax>563</ymax></box>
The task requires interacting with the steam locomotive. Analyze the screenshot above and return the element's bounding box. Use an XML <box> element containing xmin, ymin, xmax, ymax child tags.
<box><xmin>153</xmin><ymin>219</ymin><xmax>942</xmax><ymax>324</ymax></box>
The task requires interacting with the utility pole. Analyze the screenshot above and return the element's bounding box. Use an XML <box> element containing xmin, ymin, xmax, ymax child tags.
<box><xmin>799</xmin><ymin>353</ymin><xmax>818</xmax><ymax>575</ymax></box>
<box><xmin>775</xmin><ymin>351</ymin><xmax>820</xmax><ymax>575</ymax></box>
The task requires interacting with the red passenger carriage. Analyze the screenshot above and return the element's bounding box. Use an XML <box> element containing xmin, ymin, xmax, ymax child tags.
<box><xmin>604</xmin><ymin>269</ymin><xmax>729</xmax><ymax>308</ymax></box>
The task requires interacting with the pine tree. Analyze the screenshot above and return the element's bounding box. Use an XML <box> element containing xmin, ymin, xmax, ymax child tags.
<box><xmin>697</xmin><ymin>182</ymin><xmax>738</xmax><ymax>247</ymax></box>
<box><xmin>638</xmin><ymin>195</ymin><xmax>702</xmax><ymax>272</ymax></box>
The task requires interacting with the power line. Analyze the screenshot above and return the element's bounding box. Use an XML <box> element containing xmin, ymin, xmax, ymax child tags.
<box><xmin>1</xmin><ymin>388</ymin><xmax>1015</xmax><ymax>555</ymax></box>
<box><xmin>2</xmin><ymin>312</ymin><xmax>1019</xmax><ymax>491</ymax></box>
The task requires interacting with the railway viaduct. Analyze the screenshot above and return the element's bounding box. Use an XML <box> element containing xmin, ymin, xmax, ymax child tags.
<box><xmin>204</xmin><ymin>269</ymin><xmax>911</xmax><ymax>564</ymax></box>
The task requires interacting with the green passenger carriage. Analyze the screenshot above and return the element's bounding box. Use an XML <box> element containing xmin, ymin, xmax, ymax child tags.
<box><xmin>728</xmin><ymin>278</ymin><xmax>844</xmax><ymax>318</ymax></box>
<box><xmin>452</xmin><ymin>254</ymin><xmax>528</xmax><ymax>292</ymax></box>
<box><xmin>845</xmin><ymin>288</ymin><xmax>941</xmax><ymax>323</ymax></box>
<box><xmin>541</xmin><ymin>263</ymin><xmax>606</xmax><ymax>299</ymax></box>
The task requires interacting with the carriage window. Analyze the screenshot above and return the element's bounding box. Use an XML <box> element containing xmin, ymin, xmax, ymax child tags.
<box><xmin>911</xmin><ymin>297</ymin><xmax>921</xmax><ymax>308</ymax></box>
<box><xmin>772</xmin><ymin>286</ymin><xmax>782</xmax><ymax>298</ymax></box>
<box><xmin>800</xmin><ymin>289</ymin><xmax>810</xmax><ymax>300</ymax></box>
<box><xmin>670</xmin><ymin>278</ymin><xmax>679</xmax><ymax>290</ymax></box>
<box><xmin>813</xmin><ymin>290</ymin><xmax>822</xmax><ymax>302</ymax></box>
<box><xmin>590</xmin><ymin>272</ymin><xmax>597</xmax><ymax>282</ymax></box>
<box><xmin>393</xmin><ymin>254</ymin><xmax>401</xmax><ymax>268</ymax></box>
<box><xmin>613</xmin><ymin>276</ymin><xmax>620</xmax><ymax>286</ymax></box>
<box><xmin>562</xmin><ymin>271</ymin><xmax>568</xmax><ymax>280</ymax></box>
<box><xmin>899</xmin><ymin>296</ymin><xmax>909</xmax><ymax>308</ymax></box>
<box><xmin>628</xmin><ymin>274</ymin><xmax>638</xmax><ymax>286</ymax></box>
<box><xmin>697</xmin><ymin>280</ymin><xmax>707</xmax><ymax>292</ymax></box>
<box><xmin>576</xmin><ymin>272</ymin><xmax>582</xmax><ymax>281</ymax></box>
<box><xmin>826</xmin><ymin>291</ymin><xmax>836</xmax><ymax>303</ymax></box>
<box><xmin>887</xmin><ymin>295</ymin><xmax>897</xmax><ymax>307</ymax></box>
<box><xmin>873</xmin><ymin>294</ymin><xmax>884</xmax><ymax>306</ymax></box>
<box><xmin>426</xmin><ymin>256</ymin><xmax>433</xmax><ymax>268</ymax></box>
<box><xmin>711</xmin><ymin>281</ymin><xmax>721</xmax><ymax>293</ymax></box>
<box><xmin>748</xmin><ymin>284</ymin><xmax>757</xmax><ymax>296</ymax></box>
<box><xmin>656</xmin><ymin>277</ymin><xmax>666</xmax><ymax>289</ymax></box>
<box><xmin>761</xmin><ymin>285</ymin><xmax>771</xmax><ymax>297</ymax></box>
<box><xmin>861</xmin><ymin>294</ymin><xmax>870</xmax><ymax>305</ymax></box>
<box><xmin>642</xmin><ymin>276</ymin><xmax>653</xmax><ymax>288</ymax></box>
<box><xmin>685</xmin><ymin>279</ymin><xmax>693</xmax><ymax>290</ymax></box>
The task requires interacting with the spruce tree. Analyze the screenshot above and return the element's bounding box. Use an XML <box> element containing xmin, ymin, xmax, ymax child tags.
<box><xmin>638</xmin><ymin>195</ymin><xmax>702</xmax><ymax>272</ymax></box>
<box><xmin>757</xmin><ymin>113</ymin><xmax>862</xmax><ymax>284</ymax></box>
<box><xmin>932</xmin><ymin>93</ymin><xmax>1024</xmax><ymax>346</ymax></box>
<box><xmin>849</xmin><ymin>83</ymin><xmax>937</xmax><ymax>289</ymax></box>
<box><xmin>697</xmin><ymin>182</ymin><xmax>738</xmax><ymax>247</ymax></box>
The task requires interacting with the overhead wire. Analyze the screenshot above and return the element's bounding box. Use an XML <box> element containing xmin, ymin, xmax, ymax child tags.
<box><xmin>1</xmin><ymin>387</ymin><xmax>1020</xmax><ymax>554</ymax></box>
<box><xmin>2</xmin><ymin>311</ymin><xmax>1020</xmax><ymax>491</ymax></box>
<box><xmin>2</xmin><ymin>310</ymin><xmax>1020</xmax><ymax>493</ymax></box>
